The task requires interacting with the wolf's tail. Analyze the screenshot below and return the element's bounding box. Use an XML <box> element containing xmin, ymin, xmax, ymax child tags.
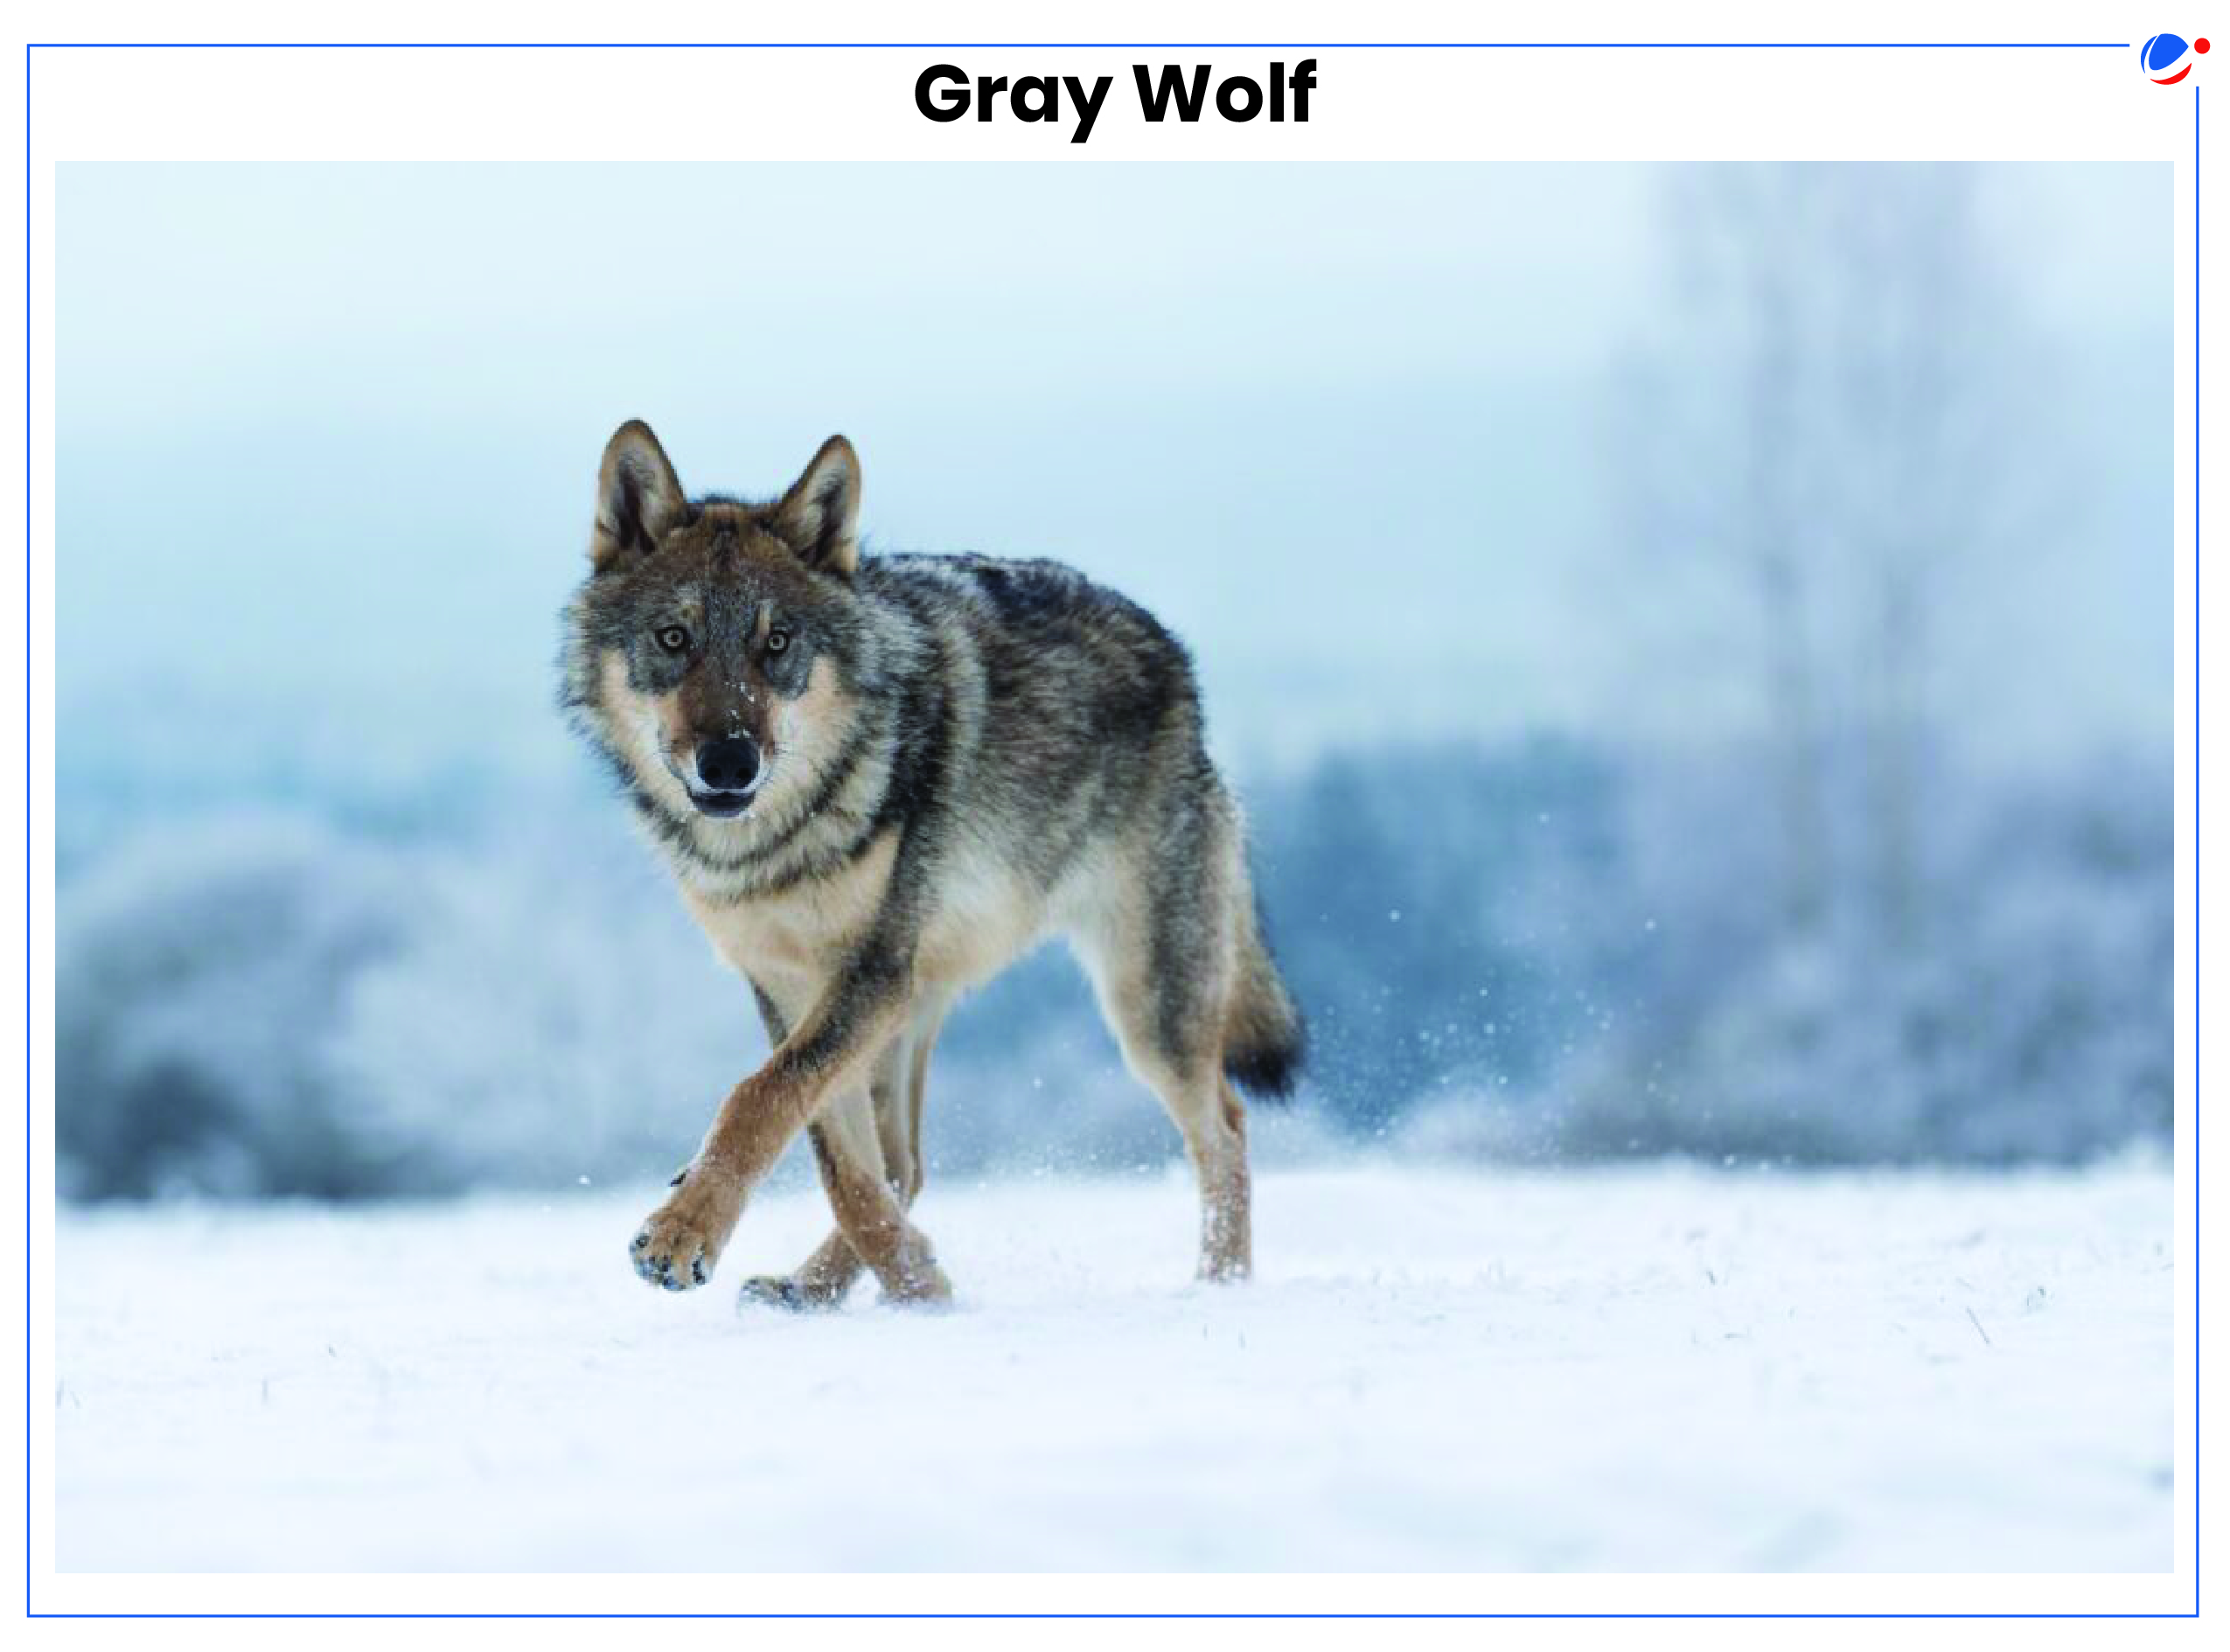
<box><xmin>1223</xmin><ymin>895</ymin><xmax>1306</xmax><ymax>1102</ymax></box>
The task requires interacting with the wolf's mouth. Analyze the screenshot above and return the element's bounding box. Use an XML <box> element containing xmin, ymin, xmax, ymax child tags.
<box><xmin>687</xmin><ymin>787</ymin><xmax>759</xmax><ymax>819</ymax></box>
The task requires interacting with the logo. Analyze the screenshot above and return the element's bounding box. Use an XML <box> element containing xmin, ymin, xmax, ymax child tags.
<box><xmin>2142</xmin><ymin>32</ymin><xmax>2210</xmax><ymax>83</ymax></box>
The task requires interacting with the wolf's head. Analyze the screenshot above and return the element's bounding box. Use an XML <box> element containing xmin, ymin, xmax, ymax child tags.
<box><xmin>561</xmin><ymin>422</ymin><xmax>882</xmax><ymax>834</ymax></box>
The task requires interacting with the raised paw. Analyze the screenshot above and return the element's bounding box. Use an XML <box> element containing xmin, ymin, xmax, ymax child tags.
<box><xmin>629</xmin><ymin>1169</ymin><xmax>743</xmax><ymax>1294</ymax></box>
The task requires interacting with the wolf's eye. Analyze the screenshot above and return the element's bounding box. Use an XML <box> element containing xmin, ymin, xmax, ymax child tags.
<box><xmin>765</xmin><ymin>627</ymin><xmax>791</xmax><ymax>656</ymax></box>
<box><xmin>654</xmin><ymin>624</ymin><xmax>691</xmax><ymax>655</ymax></box>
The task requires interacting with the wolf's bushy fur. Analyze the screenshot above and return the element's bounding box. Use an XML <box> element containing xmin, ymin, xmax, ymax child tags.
<box><xmin>561</xmin><ymin>423</ymin><xmax>1302</xmax><ymax>1306</ymax></box>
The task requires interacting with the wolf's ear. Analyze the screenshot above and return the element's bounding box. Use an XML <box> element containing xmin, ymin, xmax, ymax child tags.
<box><xmin>591</xmin><ymin>420</ymin><xmax>687</xmax><ymax>569</ymax></box>
<box><xmin>772</xmin><ymin>436</ymin><xmax>861</xmax><ymax>577</ymax></box>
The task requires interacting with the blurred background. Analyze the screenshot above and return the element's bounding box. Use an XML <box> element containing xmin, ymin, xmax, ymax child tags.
<box><xmin>54</xmin><ymin>163</ymin><xmax>2172</xmax><ymax>1201</ymax></box>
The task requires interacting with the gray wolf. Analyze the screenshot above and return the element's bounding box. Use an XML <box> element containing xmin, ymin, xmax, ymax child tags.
<box><xmin>561</xmin><ymin>423</ymin><xmax>1304</xmax><ymax>1306</ymax></box>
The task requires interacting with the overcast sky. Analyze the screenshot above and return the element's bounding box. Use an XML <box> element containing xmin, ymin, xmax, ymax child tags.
<box><xmin>58</xmin><ymin>163</ymin><xmax>2171</xmax><ymax>786</ymax></box>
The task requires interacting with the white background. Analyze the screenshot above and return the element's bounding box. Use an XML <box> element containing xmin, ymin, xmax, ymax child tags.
<box><xmin>5</xmin><ymin>0</ymin><xmax>2215</xmax><ymax>1635</ymax></box>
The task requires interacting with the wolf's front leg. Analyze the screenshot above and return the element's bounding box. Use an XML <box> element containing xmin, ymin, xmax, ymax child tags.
<box><xmin>808</xmin><ymin>1084</ymin><xmax>951</xmax><ymax>1304</ymax></box>
<box><xmin>630</xmin><ymin>948</ymin><xmax>910</xmax><ymax>1293</ymax></box>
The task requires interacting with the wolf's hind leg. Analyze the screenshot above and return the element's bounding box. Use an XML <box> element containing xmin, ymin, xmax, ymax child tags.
<box><xmin>880</xmin><ymin>1007</ymin><xmax>941</xmax><ymax>1205</ymax></box>
<box><xmin>1075</xmin><ymin>839</ymin><xmax>1254</xmax><ymax>1283</ymax></box>
<box><xmin>1128</xmin><ymin>1049</ymin><xmax>1253</xmax><ymax>1284</ymax></box>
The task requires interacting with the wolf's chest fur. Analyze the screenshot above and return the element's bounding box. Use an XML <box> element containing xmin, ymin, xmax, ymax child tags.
<box><xmin>679</xmin><ymin>830</ymin><xmax>900</xmax><ymax>992</ymax></box>
<box><xmin>680</xmin><ymin>827</ymin><xmax>1055</xmax><ymax>1003</ymax></box>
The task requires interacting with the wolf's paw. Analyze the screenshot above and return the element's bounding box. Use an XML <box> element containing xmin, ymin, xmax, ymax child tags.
<box><xmin>879</xmin><ymin>1267</ymin><xmax>957</xmax><ymax>1309</ymax></box>
<box><xmin>868</xmin><ymin>1241</ymin><xmax>957</xmax><ymax>1308</ymax></box>
<box><xmin>735</xmin><ymin>1274</ymin><xmax>817</xmax><ymax>1313</ymax></box>
<box><xmin>629</xmin><ymin>1170</ymin><xmax>742</xmax><ymax>1293</ymax></box>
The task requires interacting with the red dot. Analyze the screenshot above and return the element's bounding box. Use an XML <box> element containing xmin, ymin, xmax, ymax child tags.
<box><xmin>2199</xmin><ymin>38</ymin><xmax>2213</xmax><ymax>52</ymax></box>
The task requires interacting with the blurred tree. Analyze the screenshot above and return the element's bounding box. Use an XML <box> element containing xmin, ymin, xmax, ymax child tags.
<box><xmin>1611</xmin><ymin>164</ymin><xmax>2039</xmax><ymax>949</ymax></box>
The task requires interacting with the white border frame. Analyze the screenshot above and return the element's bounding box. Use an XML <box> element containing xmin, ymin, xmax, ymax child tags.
<box><xmin>10</xmin><ymin>1</ymin><xmax>2211</xmax><ymax>1621</ymax></box>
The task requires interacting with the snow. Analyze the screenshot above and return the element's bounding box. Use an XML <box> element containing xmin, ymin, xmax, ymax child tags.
<box><xmin>55</xmin><ymin>1162</ymin><xmax>2174</xmax><ymax>1572</ymax></box>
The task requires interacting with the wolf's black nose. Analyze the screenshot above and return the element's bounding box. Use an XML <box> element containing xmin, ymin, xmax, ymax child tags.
<box><xmin>695</xmin><ymin>736</ymin><xmax>760</xmax><ymax>793</ymax></box>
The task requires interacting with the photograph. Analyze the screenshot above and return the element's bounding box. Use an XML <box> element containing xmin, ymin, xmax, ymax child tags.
<box><xmin>47</xmin><ymin>152</ymin><xmax>2177</xmax><ymax>1578</ymax></box>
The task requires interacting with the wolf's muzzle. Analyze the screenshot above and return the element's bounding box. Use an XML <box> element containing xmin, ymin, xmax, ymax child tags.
<box><xmin>691</xmin><ymin>735</ymin><xmax>763</xmax><ymax>816</ymax></box>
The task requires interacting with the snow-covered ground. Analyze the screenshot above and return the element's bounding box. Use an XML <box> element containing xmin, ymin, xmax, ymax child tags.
<box><xmin>54</xmin><ymin>1162</ymin><xmax>2174</xmax><ymax>1572</ymax></box>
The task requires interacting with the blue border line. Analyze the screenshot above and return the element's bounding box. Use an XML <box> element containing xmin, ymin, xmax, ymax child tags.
<box><xmin>15</xmin><ymin>42</ymin><xmax>2138</xmax><ymax>49</ymax></box>
<box><xmin>18</xmin><ymin>35</ymin><xmax>2197</xmax><ymax>1621</ymax></box>
<box><xmin>17</xmin><ymin>37</ymin><xmax>26</xmax><ymax>1636</ymax></box>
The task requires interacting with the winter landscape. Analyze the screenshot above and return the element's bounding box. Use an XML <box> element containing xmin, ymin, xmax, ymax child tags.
<box><xmin>52</xmin><ymin>163</ymin><xmax>2176</xmax><ymax>1573</ymax></box>
<box><xmin>57</xmin><ymin>1161</ymin><xmax>2173</xmax><ymax>1572</ymax></box>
